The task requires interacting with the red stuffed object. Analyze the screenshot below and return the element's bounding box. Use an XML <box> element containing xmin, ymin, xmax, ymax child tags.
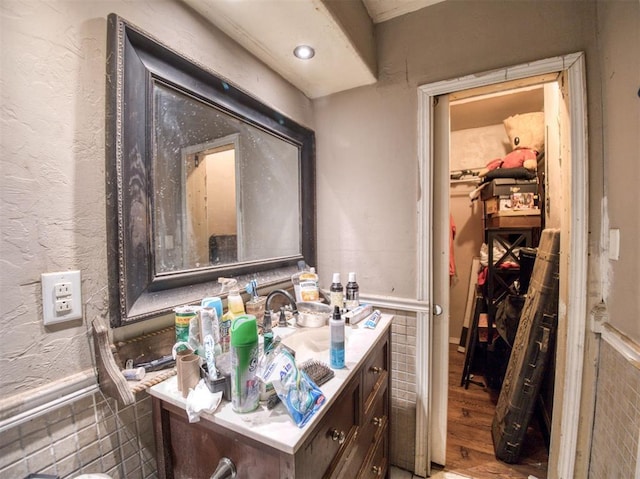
<box><xmin>479</xmin><ymin>112</ymin><xmax>544</xmax><ymax>177</ymax></box>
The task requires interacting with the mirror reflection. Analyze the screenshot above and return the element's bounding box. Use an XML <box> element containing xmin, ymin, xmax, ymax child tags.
<box><xmin>152</xmin><ymin>81</ymin><xmax>301</xmax><ymax>274</ymax></box>
<box><xmin>106</xmin><ymin>14</ymin><xmax>315</xmax><ymax>326</ymax></box>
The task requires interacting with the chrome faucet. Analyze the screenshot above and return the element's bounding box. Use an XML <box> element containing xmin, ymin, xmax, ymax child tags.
<box><xmin>265</xmin><ymin>289</ymin><xmax>298</xmax><ymax>327</ymax></box>
<box><xmin>210</xmin><ymin>457</ymin><xmax>236</xmax><ymax>479</ymax></box>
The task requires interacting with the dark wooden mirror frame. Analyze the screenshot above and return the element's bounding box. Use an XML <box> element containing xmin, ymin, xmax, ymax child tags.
<box><xmin>105</xmin><ymin>14</ymin><xmax>316</xmax><ymax>327</ymax></box>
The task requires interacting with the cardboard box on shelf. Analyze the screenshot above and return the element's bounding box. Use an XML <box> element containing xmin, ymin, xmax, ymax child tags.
<box><xmin>486</xmin><ymin>211</ymin><xmax>541</xmax><ymax>228</ymax></box>
<box><xmin>485</xmin><ymin>192</ymin><xmax>539</xmax><ymax>215</ymax></box>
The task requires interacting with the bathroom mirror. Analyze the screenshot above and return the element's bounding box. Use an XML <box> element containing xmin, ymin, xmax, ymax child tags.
<box><xmin>105</xmin><ymin>14</ymin><xmax>316</xmax><ymax>327</ymax></box>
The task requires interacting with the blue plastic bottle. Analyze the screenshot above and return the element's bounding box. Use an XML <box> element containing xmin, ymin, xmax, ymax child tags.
<box><xmin>330</xmin><ymin>306</ymin><xmax>345</xmax><ymax>369</ymax></box>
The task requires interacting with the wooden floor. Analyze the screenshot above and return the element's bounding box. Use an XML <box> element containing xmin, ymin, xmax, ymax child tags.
<box><xmin>437</xmin><ymin>343</ymin><xmax>549</xmax><ymax>479</ymax></box>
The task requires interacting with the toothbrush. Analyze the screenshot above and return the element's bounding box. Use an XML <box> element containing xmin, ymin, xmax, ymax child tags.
<box><xmin>245</xmin><ymin>279</ymin><xmax>259</xmax><ymax>300</ymax></box>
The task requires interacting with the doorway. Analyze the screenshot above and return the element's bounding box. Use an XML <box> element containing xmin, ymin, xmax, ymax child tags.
<box><xmin>444</xmin><ymin>79</ymin><xmax>558</xmax><ymax>478</ymax></box>
<box><xmin>415</xmin><ymin>53</ymin><xmax>588</xmax><ymax>478</ymax></box>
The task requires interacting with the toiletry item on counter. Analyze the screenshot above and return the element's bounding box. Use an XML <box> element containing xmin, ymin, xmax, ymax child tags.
<box><xmin>299</xmin><ymin>267</ymin><xmax>320</xmax><ymax>302</ymax></box>
<box><xmin>344</xmin><ymin>303</ymin><xmax>374</xmax><ymax>325</ymax></box>
<box><xmin>219</xmin><ymin>311</ymin><xmax>232</xmax><ymax>354</ymax></box>
<box><xmin>258</xmin><ymin>345</ymin><xmax>325</xmax><ymax>427</ymax></box>
<box><xmin>266</xmin><ymin>359</ymin><xmax>335</xmax><ymax>410</ymax></box>
<box><xmin>122</xmin><ymin>367</ymin><xmax>146</xmax><ymax>381</ymax></box>
<box><xmin>219</xmin><ymin>277</ymin><xmax>245</xmax><ymax>316</ymax></box>
<box><xmin>174</xmin><ymin>305</ymin><xmax>199</xmax><ymax>345</ymax></box>
<box><xmin>218</xmin><ymin>277</ymin><xmax>245</xmax><ymax>353</ymax></box>
<box><xmin>329</xmin><ymin>273</ymin><xmax>344</xmax><ymax>310</ymax></box>
<box><xmin>201</xmin><ymin>363</ymin><xmax>231</xmax><ymax>400</ymax></box>
<box><xmin>345</xmin><ymin>272</ymin><xmax>360</xmax><ymax>310</ymax></box>
<box><xmin>245</xmin><ymin>279</ymin><xmax>266</xmax><ymax>324</ymax></box>
<box><xmin>133</xmin><ymin>354</ymin><xmax>176</xmax><ymax>372</ymax></box>
<box><xmin>201</xmin><ymin>296</ymin><xmax>223</xmax><ymax>319</ymax></box>
<box><xmin>291</xmin><ymin>260</ymin><xmax>308</xmax><ymax>302</ymax></box>
<box><xmin>364</xmin><ymin>310</ymin><xmax>382</xmax><ymax>329</ymax></box>
<box><xmin>199</xmin><ymin>307</ymin><xmax>222</xmax><ymax>380</ymax></box>
<box><xmin>330</xmin><ymin>306</ymin><xmax>345</xmax><ymax>369</ymax></box>
<box><xmin>230</xmin><ymin>315</ymin><xmax>260</xmax><ymax>413</ymax></box>
<box><xmin>262</xmin><ymin>309</ymin><xmax>274</xmax><ymax>353</ymax></box>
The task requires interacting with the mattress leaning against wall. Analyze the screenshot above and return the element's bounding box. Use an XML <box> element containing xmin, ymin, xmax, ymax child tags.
<box><xmin>491</xmin><ymin>228</ymin><xmax>560</xmax><ymax>463</ymax></box>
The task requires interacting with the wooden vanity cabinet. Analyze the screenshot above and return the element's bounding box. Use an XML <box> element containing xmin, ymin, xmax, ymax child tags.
<box><xmin>152</xmin><ymin>327</ymin><xmax>390</xmax><ymax>479</ymax></box>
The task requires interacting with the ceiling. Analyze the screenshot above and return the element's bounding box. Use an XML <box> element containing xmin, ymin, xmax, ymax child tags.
<box><xmin>182</xmin><ymin>0</ymin><xmax>446</xmax><ymax>99</ymax></box>
<box><xmin>363</xmin><ymin>0</ymin><xmax>444</xmax><ymax>23</ymax></box>
<box><xmin>450</xmin><ymin>86</ymin><xmax>545</xmax><ymax>132</ymax></box>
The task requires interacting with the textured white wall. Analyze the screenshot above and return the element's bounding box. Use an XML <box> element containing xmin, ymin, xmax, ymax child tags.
<box><xmin>0</xmin><ymin>0</ymin><xmax>312</xmax><ymax>400</ymax></box>
<box><xmin>597</xmin><ymin>0</ymin><xmax>640</xmax><ymax>342</ymax></box>
<box><xmin>312</xmin><ymin>0</ymin><xmax>599</xmax><ymax>301</ymax></box>
<box><xmin>449</xmin><ymin>125</ymin><xmax>507</xmax><ymax>341</ymax></box>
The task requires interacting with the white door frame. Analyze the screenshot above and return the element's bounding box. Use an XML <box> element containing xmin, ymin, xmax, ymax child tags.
<box><xmin>416</xmin><ymin>52</ymin><xmax>588</xmax><ymax>477</ymax></box>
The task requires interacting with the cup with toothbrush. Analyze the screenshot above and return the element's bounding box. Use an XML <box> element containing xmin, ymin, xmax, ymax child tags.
<box><xmin>245</xmin><ymin>279</ymin><xmax>267</xmax><ymax>325</ymax></box>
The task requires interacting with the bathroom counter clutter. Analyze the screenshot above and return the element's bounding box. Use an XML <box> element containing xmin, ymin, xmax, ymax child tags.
<box><xmin>150</xmin><ymin>313</ymin><xmax>392</xmax><ymax>479</ymax></box>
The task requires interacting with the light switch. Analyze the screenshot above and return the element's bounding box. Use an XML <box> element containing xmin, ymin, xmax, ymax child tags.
<box><xmin>42</xmin><ymin>270</ymin><xmax>82</xmax><ymax>325</ymax></box>
<box><xmin>608</xmin><ymin>229</ymin><xmax>620</xmax><ymax>261</ymax></box>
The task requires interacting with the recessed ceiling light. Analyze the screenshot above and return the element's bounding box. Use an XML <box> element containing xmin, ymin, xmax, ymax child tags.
<box><xmin>293</xmin><ymin>45</ymin><xmax>315</xmax><ymax>60</ymax></box>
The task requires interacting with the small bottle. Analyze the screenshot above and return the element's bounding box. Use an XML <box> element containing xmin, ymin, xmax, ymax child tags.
<box><xmin>262</xmin><ymin>310</ymin><xmax>273</xmax><ymax>353</ymax></box>
<box><xmin>330</xmin><ymin>306</ymin><xmax>345</xmax><ymax>369</ymax></box>
<box><xmin>329</xmin><ymin>273</ymin><xmax>344</xmax><ymax>310</ymax></box>
<box><xmin>345</xmin><ymin>272</ymin><xmax>360</xmax><ymax>311</ymax></box>
<box><xmin>228</xmin><ymin>288</ymin><xmax>245</xmax><ymax>316</ymax></box>
<box><xmin>299</xmin><ymin>267</ymin><xmax>320</xmax><ymax>302</ymax></box>
<box><xmin>219</xmin><ymin>277</ymin><xmax>245</xmax><ymax>316</ymax></box>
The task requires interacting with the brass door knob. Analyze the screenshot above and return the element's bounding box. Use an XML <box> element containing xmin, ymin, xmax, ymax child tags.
<box><xmin>330</xmin><ymin>428</ymin><xmax>346</xmax><ymax>444</ymax></box>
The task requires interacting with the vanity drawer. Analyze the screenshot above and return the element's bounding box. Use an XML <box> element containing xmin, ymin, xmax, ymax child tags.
<box><xmin>357</xmin><ymin>428</ymin><xmax>389</xmax><ymax>479</ymax></box>
<box><xmin>295</xmin><ymin>378</ymin><xmax>360</xmax><ymax>478</ymax></box>
<box><xmin>339</xmin><ymin>398</ymin><xmax>387</xmax><ymax>479</ymax></box>
<box><xmin>361</xmin><ymin>335</ymin><xmax>389</xmax><ymax>410</ymax></box>
<box><xmin>361</xmin><ymin>386</ymin><xmax>388</xmax><ymax>449</ymax></box>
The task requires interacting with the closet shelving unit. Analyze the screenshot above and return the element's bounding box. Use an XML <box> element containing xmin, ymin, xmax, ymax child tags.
<box><xmin>461</xmin><ymin>177</ymin><xmax>543</xmax><ymax>390</ymax></box>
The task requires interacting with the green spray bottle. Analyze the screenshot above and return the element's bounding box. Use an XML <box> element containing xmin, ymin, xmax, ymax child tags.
<box><xmin>230</xmin><ymin>314</ymin><xmax>259</xmax><ymax>413</ymax></box>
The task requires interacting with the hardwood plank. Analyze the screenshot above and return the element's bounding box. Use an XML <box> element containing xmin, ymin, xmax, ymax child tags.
<box><xmin>443</xmin><ymin>343</ymin><xmax>548</xmax><ymax>479</ymax></box>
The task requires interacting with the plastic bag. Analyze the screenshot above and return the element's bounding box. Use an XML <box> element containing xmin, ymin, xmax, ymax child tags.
<box><xmin>258</xmin><ymin>346</ymin><xmax>325</xmax><ymax>427</ymax></box>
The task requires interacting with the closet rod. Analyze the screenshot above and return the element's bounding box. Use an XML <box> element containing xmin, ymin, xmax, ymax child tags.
<box><xmin>450</xmin><ymin>177</ymin><xmax>481</xmax><ymax>185</ymax></box>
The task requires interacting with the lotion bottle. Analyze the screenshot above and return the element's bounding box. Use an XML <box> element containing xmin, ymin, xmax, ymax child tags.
<box><xmin>330</xmin><ymin>306</ymin><xmax>345</xmax><ymax>369</ymax></box>
<box><xmin>345</xmin><ymin>272</ymin><xmax>360</xmax><ymax>311</ymax></box>
<box><xmin>329</xmin><ymin>273</ymin><xmax>344</xmax><ymax>310</ymax></box>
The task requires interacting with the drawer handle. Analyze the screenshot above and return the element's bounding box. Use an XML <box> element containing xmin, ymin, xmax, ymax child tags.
<box><xmin>330</xmin><ymin>428</ymin><xmax>346</xmax><ymax>444</ymax></box>
<box><xmin>372</xmin><ymin>465</ymin><xmax>382</xmax><ymax>476</ymax></box>
<box><xmin>372</xmin><ymin>416</ymin><xmax>383</xmax><ymax>427</ymax></box>
<box><xmin>370</xmin><ymin>366</ymin><xmax>383</xmax><ymax>374</ymax></box>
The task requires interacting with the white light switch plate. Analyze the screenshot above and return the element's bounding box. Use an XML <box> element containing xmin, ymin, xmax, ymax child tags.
<box><xmin>609</xmin><ymin>228</ymin><xmax>620</xmax><ymax>261</ymax></box>
<box><xmin>42</xmin><ymin>270</ymin><xmax>82</xmax><ymax>325</ymax></box>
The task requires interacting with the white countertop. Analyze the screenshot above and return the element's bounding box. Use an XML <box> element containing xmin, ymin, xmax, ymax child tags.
<box><xmin>149</xmin><ymin>313</ymin><xmax>392</xmax><ymax>455</ymax></box>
